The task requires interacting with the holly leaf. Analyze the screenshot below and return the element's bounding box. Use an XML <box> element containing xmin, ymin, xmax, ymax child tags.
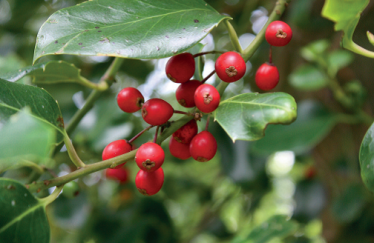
<box><xmin>214</xmin><ymin>92</ymin><xmax>297</xmax><ymax>142</ymax></box>
<box><xmin>251</xmin><ymin>101</ymin><xmax>337</xmax><ymax>155</ymax></box>
<box><xmin>33</xmin><ymin>0</ymin><xmax>230</xmax><ymax>62</ymax></box>
<box><xmin>322</xmin><ymin>0</ymin><xmax>374</xmax><ymax>58</ymax></box>
<box><xmin>0</xmin><ymin>109</ymin><xmax>55</xmax><ymax>173</ymax></box>
<box><xmin>0</xmin><ymin>78</ymin><xmax>64</xmax><ymax>142</ymax></box>
<box><xmin>289</xmin><ymin>64</ymin><xmax>328</xmax><ymax>91</ymax></box>
<box><xmin>359</xmin><ymin>122</ymin><xmax>374</xmax><ymax>193</ymax></box>
<box><xmin>0</xmin><ymin>178</ymin><xmax>50</xmax><ymax>243</ymax></box>
<box><xmin>0</xmin><ymin>61</ymin><xmax>90</xmax><ymax>86</ymax></box>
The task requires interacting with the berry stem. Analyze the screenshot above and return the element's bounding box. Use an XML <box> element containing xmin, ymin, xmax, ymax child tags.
<box><xmin>154</xmin><ymin>126</ymin><xmax>160</xmax><ymax>143</ymax></box>
<box><xmin>128</xmin><ymin>125</ymin><xmax>155</xmax><ymax>144</ymax></box>
<box><xmin>205</xmin><ymin>115</ymin><xmax>211</xmax><ymax>131</ymax></box>
<box><xmin>193</xmin><ymin>51</ymin><xmax>224</xmax><ymax>58</ymax></box>
<box><xmin>174</xmin><ymin>110</ymin><xmax>190</xmax><ymax>115</ymax></box>
<box><xmin>201</xmin><ymin>70</ymin><xmax>216</xmax><ymax>84</ymax></box>
<box><xmin>269</xmin><ymin>45</ymin><xmax>273</xmax><ymax>64</ymax></box>
<box><xmin>63</xmin><ymin>131</ymin><xmax>86</xmax><ymax>168</ymax></box>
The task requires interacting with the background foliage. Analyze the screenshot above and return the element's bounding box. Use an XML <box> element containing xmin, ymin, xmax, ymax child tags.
<box><xmin>1</xmin><ymin>0</ymin><xmax>374</xmax><ymax>242</ymax></box>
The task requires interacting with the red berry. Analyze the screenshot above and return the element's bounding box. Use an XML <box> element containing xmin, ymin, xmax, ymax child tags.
<box><xmin>165</xmin><ymin>53</ymin><xmax>195</xmax><ymax>83</ymax></box>
<box><xmin>141</xmin><ymin>98</ymin><xmax>174</xmax><ymax>125</ymax></box>
<box><xmin>194</xmin><ymin>84</ymin><xmax>220</xmax><ymax>113</ymax></box>
<box><xmin>102</xmin><ymin>140</ymin><xmax>132</xmax><ymax>168</ymax></box>
<box><xmin>173</xmin><ymin>119</ymin><xmax>198</xmax><ymax>144</ymax></box>
<box><xmin>135</xmin><ymin>167</ymin><xmax>164</xmax><ymax>196</ymax></box>
<box><xmin>265</xmin><ymin>21</ymin><xmax>293</xmax><ymax>47</ymax></box>
<box><xmin>190</xmin><ymin>131</ymin><xmax>217</xmax><ymax>162</ymax></box>
<box><xmin>215</xmin><ymin>51</ymin><xmax>246</xmax><ymax>83</ymax></box>
<box><xmin>117</xmin><ymin>87</ymin><xmax>144</xmax><ymax>113</ymax></box>
<box><xmin>105</xmin><ymin>166</ymin><xmax>130</xmax><ymax>184</ymax></box>
<box><xmin>169</xmin><ymin>136</ymin><xmax>191</xmax><ymax>160</ymax></box>
<box><xmin>305</xmin><ymin>166</ymin><xmax>317</xmax><ymax>179</ymax></box>
<box><xmin>135</xmin><ymin>142</ymin><xmax>165</xmax><ymax>172</ymax></box>
<box><xmin>255</xmin><ymin>63</ymin><xmax>279</xmax><ymax>91</ymax></box>
<box><xmin>176</xmin><ymin>80</ymin><xmax>202</xmax><ymax>107</ymax></box>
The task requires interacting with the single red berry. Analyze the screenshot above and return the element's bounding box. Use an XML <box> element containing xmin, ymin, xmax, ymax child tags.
<box><xmin>117</xmin><ymin>87</ymin><xmax>144</xmax><ymax>113</ymax></box>
<box><xmin>305</xmin><ymin>166</ymin><xmax>317</xmax><ymax>180</ymax></box>
<box><xmin>190</xmin><ymin>131</ymin><xmax>217</xmax><ymax>162</ymax></box>
<box><xmin>255</xmin><ymin>63</ymin><xmax>279</xmax><ymax>91</ymax></box>
<box><xmin>135</xmin><ymin>167</ymin><xmax>164</xmax><ymax>196</ymax></box>
<box><xmin>176</xmin><ymin>80</ymin><xmax>202</xmax><ymax>107</ymax></box>
<box><xmin>105</xmin><ymin>166</ymin><xmax>130</xmax><ymax>184</ymax></box>
<box><xmin>215</xmin><ymin>51</ymin><xmax>246</xmax><ymax>83</ymax></box>
<box><xmin>102</xmin><ymin>139</ymin><xmax>132</xmax><ymax>168</ymax></box>
<box><xmin>135</xmin><ymin>142</ymin><xmax>165</xmax><ymax>172</ymax></box>
<box><xmin>165</xmin><ymin>53</ymin><xmax>195</xmax><ymax>83</ymax></box>
<box><xmin>141</xmin><ymin>98</ymin><xmax>174</xmax><ymax>125</ymax></box>
<box><xmin>194</xmin><ymin>84</ymin><xmax>220</xmax><ymax>113</ymax></box>
<box><xmin>265</xmin><ymin>21</ymin><xmax>293</xmax><ymax>47</ymax></box>
<box><xmin>173</xmin><ymin>119</ymin><xmax>198</xmax><ymax>144</ymax></box>
<box><xmin>169</xmin><ymin>136</ymin><xmax>191</xmax><ymax>160</ymax></box>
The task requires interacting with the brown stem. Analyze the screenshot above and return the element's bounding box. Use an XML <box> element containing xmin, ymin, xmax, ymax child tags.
<box><xmin>154</xmin><ymin>126</ymin><xmax>160</xmax><ymax>143</ymax></box>
<box><xmin>174</xmin><ymin>110</ymin><xmax>190</xmax><ymax>115</ymax></box>
<box><xmin>128</xmin><ymin>125</ymin><xmax>154</xmax><ymax>144</ymax></box>
<box><xmin>269</xmin><ymin>45</ymin><xmax>273</xmax><ymax>64</ymax></box>
<box><xmin>193</xmin><ymin>51</ymin><xmax>224</xmax><ymax>58</ymax></box>
<box><xmin>201</xmin><ymin>70</ymin><xmax>216</xmax><ymax>84</ymax></box>
<box><xmin>205</xmin><ymin>115</ymin><xmax>211</xmax><ymax>131</ymax></box>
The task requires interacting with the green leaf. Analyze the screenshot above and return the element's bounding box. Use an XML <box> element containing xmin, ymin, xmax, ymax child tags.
<box><xmin>300</xmin><ymin>39</ymin><xmax>329</xmax><ymax>62</ymax></box>
<box><xmin>240</xmin><ymin>215</ymin><xmax>298</xmax><ymax>243</ymax></box>
<box><xmin>0</xmin><ymin>78</ymin><xmax>64</xmax><ymax>142</ymax></box>
<box><xmin>214</xmin><ymin>92</ymin><xmax>297</xmax><ymax>142</ymax></box>
<box><xmin>327</xmin><ymin>50</ymin><xmax>354</xmax><ymax>76</ymax></box>
<box><xmin>332</xmin><ymin>184</ymin><xmax>367</xmax><ymax>223</ymax></box>
<box><xmin>0</xmin><ymin>109</ymin><xmax>55</xmax><ymax>173</ymax></box>
<box><xmin>0</xmin><ymin>61</ymin><xmax>89</xmax><ymax>85</ymax></box>
<box><xmin>0</xmin><ymin>178</ymin><xmax>50</xmax><ymax>243</ymax></box>
<box><xmin>289</xmin><ymin>64</ymin><xmax>328</xmax><ymax>91</ymax></box>
<box><xmin>251</xmin><ymin>101</ymin><xmax>337</xmax><ymax>155</ymax></box>
<box><xmin>359</xmin><ymin>122</ymin><xmax>374</xmax><ymax>193</ymax></box>
<box><xmin>33</xmin><ymin>0</ymin><xmax>230</xmax><ymax>62</ymax></box>
<box><xmin>322</xmin><ymin>0</ymin><xmax>374</xmax><ymax>58</ymax></box>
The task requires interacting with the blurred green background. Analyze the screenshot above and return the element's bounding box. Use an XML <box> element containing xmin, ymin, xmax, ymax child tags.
<box><xmin>1</xmin><ymin>0</ymin><xmax>374</xmax><ymax>242</ymax></box>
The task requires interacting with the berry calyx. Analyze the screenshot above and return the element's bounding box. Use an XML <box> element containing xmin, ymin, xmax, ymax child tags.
<box><xmin>141</xmin><ymin>98</ymin><xmax>174</xmax><ymax>125</ymax></box>
<box><xmin>165</xmin><ymin>53</ymin><xmax>195</xmax><ymax>83</ymax></box>
<box><xmin>265</xmin><ymin>21</ymin><xmax>293</xmax><ymax>47</ymax></box>
<box><xmin>105</xmin><ymin>166</ymin><xmax>130</xmax><ymax>184</ymax></box>
<box><xmin>135</xmin><ymin>142</ymin><xmax>165</xmax><ymax>172</ymax></box>
<box><xmin>169</xmin><ymin>136</ymin><xmax>191</xmax><ymax>160</ymax></box>
<box><xmin>194</xmin><ymin>84</ymin><xmax>220</xmax><ymax>113</ymax></box>
<box><xmin>255</xmin><ymin>63</ymin><xmax>279</xmax><ymax>91</ymax></box>
<box><xmin>102</xmin><ymin>139</ymin><xmax>132</xmax><ymax>168</ymax></box>
<box><xmin>176</xmin><ymin>80</ymin><xmax>202</xmax><ymax>107</ymax></box>
<box><xmin>117</xmin><ymin>87</ymin><xmax>144</xmax><ymax>113</ymax></box>
<box><xmin>173</xmin><ymin>119</ymin><xmax>198</xmax><ymax>144</ymax></box>
<box><xmin>190</xmin><ymin>131</ymin><xmax>217</xmax><ymax>162</ymax></box>
<box><xmin>135</xmin><ymin>167</ymin><xmax>164</xmax><ymax>196</ymax></box>
<box><xmin>215</xmin><ymin>51</ymin><xmax>246</xmax><ymax>83</ymax></box>
<box><xmin>62</xmin><ymin>181</ymin><xmax>80</xmax><ymax>198</ymax></box>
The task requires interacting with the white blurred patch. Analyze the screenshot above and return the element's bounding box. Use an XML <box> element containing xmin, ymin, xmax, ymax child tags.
<box><xmin>251</xmin><ymin>7</ymin><xmax>269</xmax><ymax>34</ymax></box>
<box><xmin>202</xmin><ymin>60</ymin><xmax>216</xmax><ymax>85</ymax></box>
<box><xmin>239</xmin><ymin>33</ymin><xmax>256</xmax><ymax>49</ymax></box>
<box><xmin>83</xmin><ymin>171</ymin><xmax>102</xmax><ymax>186</ymax></box>
<box><xmin>268</xmin><ymin>151</ymin><xmax>295</xmax><ymax>177</ymax></box>
<box><xmin>72</xmin><ymin>91</ymin><xmax>85</xmax><ymax>109</ymax></box>
<box><xmin>200</xmin><ymin>33</ymin><xmax>215</xmax><ymax>52</ymax></box>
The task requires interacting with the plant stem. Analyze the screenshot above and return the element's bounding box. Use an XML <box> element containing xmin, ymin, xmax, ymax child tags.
<box><xmin>201</xmin><ymin>70</ymin><xmax>216</xmax><ymax>84</ymax></box>
<box><xmin>174</xmin><ymin>110</ymin><xmax>190</xmax><ymax>115</ymax></box>
<box><xmin>269</xmin><ymin>46</ymin><xmax>273</xmax><ymax>64</ymax></box>
<box><xmin>38</xmin><ymin>185</ymin><xmax>64</xmax><ymax>206</ymax></box>
<box><xmin>242</xmin><ymin>0</ymin><xmax>290</xmax><ymax>61</ymax></box>
<box><xmin>63</xmin><ymin>132</ymin><xmax>86</xmax><ymax>168</ymax></box>
<box><xmin>77</xmin><ymin>76</ymin><xmax>109</xmax><ymax>91</ymax></box>
<box><xmin>205</xmin><ymin>115</ymin><xmax>211</xmax><ymax>131</ymax></box>
<box><xmin>224</xmin><ymin>19</ymin><xmax>243</xmax><ymax>53</ymax></box>
<box><xmin>193</xmin><ymin>51</ymin><xmax>224</xmax><ymax>58</ymax></box>
<box><xmin>128</xmin><ymin>125</ymin><xmax>154</xmax><ymax>144</ymax></box>
<box><xmin>154</xmin><ymin>126</ymin><xmax>160</xmax><ymax>143</ymax></box>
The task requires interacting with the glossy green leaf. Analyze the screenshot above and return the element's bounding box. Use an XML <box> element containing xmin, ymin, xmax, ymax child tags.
<box><xmin>322</xmin><ymin>0</ymin><xmax>374</xmax><ymax>58</ymax></box>
<box><xmin>327</xmin><ymin>50</ymin><xmax>354</xmax><ymax>76</ymax></box>
<box><xmin>241</xmin><ymin>215</ymin><xmax>298</xmax><ymax>243</ymax></box>
<box><xmin>0</xmin><ymin>178</ymin><xmax>50</xmax><ymax>243</ymax></box>
<box><xmin>251</xmin><ymin>101</ymin><xmax>337</xmax><ymax>155</ymax></box>
<box><xmin>33</xmin><ymin>0</ymin><xmax>230</xmax><ymax>62</ymax></box>
<box><xmin>289</xmin><ymin>64</ymin><xmax>328</xmax><ymax>91</ymax></box>
<box><xmin>359</xmin><ymin>122</ymin><xmax>374</xmax><ymax>193</ymax></box>
<box><xmin>214</xmin><ymin>92</ymin><xmax>297</xmax><ymax>142</ymax></box>
<box><xmin>332</xmin><ymin>184</ymin><xmax>367</xmax><ymax>223</ymax></box>
<box><xmin>0</xmin><ymin>61</ymin><xmax>91</xmax><ymax>86</ymax></box>
<box><xmin>0</xmin><ymin>109</ymin><xmax>55</xmax><ymax>173</ymax></box>
<box><xmin>0</xmin><ymin>78</ymin><xmax>64</xmax><ymax>142</ymax></box>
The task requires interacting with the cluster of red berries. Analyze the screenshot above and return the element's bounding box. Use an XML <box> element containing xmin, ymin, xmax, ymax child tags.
<box><xmin>255</xmin><ymin>20</ymin><xmax>293</xmax><ymax>91</ymax></box>
<box><xmin>101</xmin><ymin>50</ymin><xmax>247</xmax><ymax>196</ymax></box>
